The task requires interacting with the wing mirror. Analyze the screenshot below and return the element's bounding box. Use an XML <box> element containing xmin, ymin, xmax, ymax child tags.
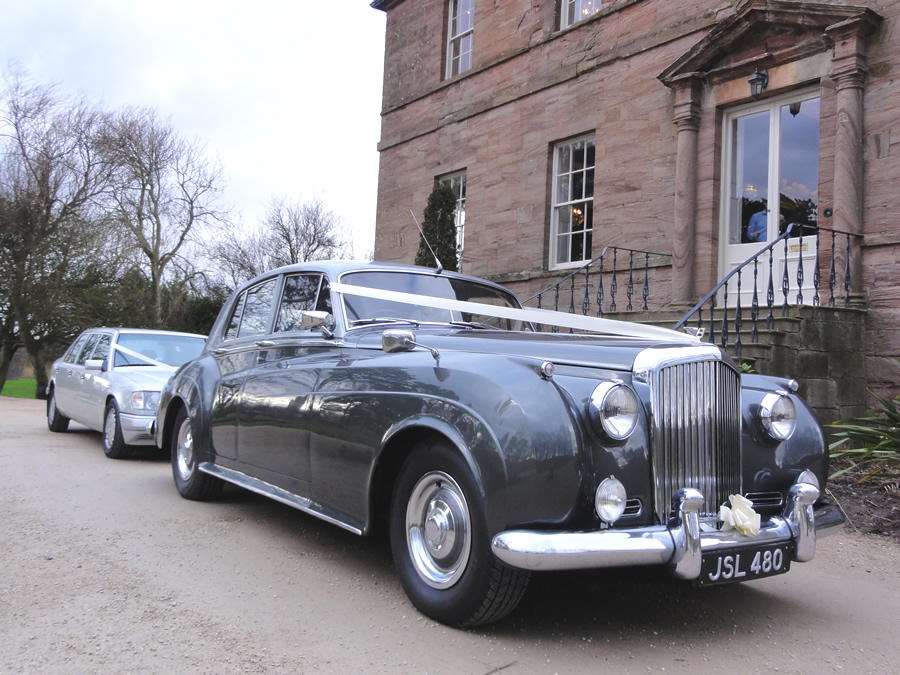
<box><xmin>301</xmin><ymin>311</ymin><xmax>335</xmax><ymax>338</ymax></box>
<box><xmin>85</xmin><ymin>359</ymin><xmax>106</xmax><ymax>372</ymax></box>
<box><xmin>382</xmin><ymin>329</ymin><xmax>439</xmax><ymax>362</ymax></box>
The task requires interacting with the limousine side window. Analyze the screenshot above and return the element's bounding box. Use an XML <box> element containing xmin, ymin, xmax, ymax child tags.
<box><xmin>236</xmin><ymin>278</ymin><xmax>278</xmax><ymax>338</ymax></box>
<box><xmin>275</xmin><ymin>274</ymin><xmax>323</xmax><ymax>333</ymax></box>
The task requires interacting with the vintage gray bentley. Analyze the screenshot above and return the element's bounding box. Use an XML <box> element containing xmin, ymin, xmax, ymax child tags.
<box><xmin>155</xmin><ymin>261</ymin><xmax>843</xmax><ymax>627</ymax></box>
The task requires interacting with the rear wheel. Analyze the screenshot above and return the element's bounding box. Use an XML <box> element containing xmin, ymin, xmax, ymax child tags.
<box><xmin>46</xmin><ymin>388</ymin><xmax>70</xmax><ymax>433</ymax></box>
<box><xmin>389</xmin><ymin>440</ymin><xmax>530</xmax><ymax>627</ymax></box>
<box><xmin>171</xmin><ymin>406</ymin><xmax>223</xmax><ymax>500</ymax></box>
<box><xmin>103</xmin><ymin>401</ymin><xmax>133</xmax><ymax>459</ymax></box>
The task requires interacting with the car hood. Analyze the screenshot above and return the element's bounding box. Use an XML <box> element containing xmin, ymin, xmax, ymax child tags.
<box><xmin>350</xmin><ymin>327</ymin><xmax>707</xmax><ymax>372</ymax></box>
<box><xmin>113</xmin><ymin>366</ymin><xmax>177</xmax><ymax>391</ymax></box>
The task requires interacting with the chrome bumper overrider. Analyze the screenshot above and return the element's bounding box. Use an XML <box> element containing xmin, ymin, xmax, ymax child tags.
<box><xmin>491</xmin><ymin>477</ymin><xmax>845</xmax><ymax>576</ymax></box>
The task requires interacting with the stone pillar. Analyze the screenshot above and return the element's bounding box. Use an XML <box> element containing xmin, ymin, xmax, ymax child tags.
<box><xmin>670</xmin><ymin>76</ymin><xmax>702</xmax><ymax>308</ymax></box>
<box><xmin>825</xmin><ymin>14</ymin><xmax>881</xmax><ymax>301</ymax></box>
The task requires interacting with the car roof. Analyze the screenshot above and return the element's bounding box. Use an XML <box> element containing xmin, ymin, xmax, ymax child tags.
<box><xmin>237</xmin><ymin>260</ymin><xmax>516</xmax><ymax>297</ymax></box>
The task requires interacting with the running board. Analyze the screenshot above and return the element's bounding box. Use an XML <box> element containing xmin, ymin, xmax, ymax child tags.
<box><xmin>199</xmin><ymin>462</ymin><xmax>364</xmax><ymax>535</ymax></box>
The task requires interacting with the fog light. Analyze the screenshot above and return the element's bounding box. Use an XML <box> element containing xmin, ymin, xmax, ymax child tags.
<box><xmin>760</xmin><ymin>391</ymin><xmax>796</xmax><ymax>441</ymax></box>
<box><xmin>595</xmin><ymin>476</ymin><xmax>627</xmax><ymax>524</ymax></box>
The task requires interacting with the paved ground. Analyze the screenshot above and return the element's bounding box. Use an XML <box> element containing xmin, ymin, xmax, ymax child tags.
<box><xmin>1</xmin><ymin>396</ymin><xmax>898</xmax><ymax>674</ymax></box>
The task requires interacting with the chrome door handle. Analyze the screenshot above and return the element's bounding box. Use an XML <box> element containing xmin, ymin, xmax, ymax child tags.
<box><xmin>255</xmin><ymin>340</ymin><xmax>276</xmax><ymax>348</ymax></box>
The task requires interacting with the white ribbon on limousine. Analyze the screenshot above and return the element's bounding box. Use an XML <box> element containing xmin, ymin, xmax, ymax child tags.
<box><xmin>331</xmin><ymin>282</ymin><xmax>699</xmax><ymax>342</ymax></box>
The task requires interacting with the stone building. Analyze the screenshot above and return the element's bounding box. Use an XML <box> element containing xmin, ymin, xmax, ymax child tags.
<box><xmin>369</xmin><ymin>0</ymin><xmax>899</xmax><ymax>422</ymax></box>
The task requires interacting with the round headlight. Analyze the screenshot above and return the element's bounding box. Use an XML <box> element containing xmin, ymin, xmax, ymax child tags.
<box><xmin>595</xmin><ymin>476</ymin><xmax>627</xmax><ymax>524</ymax></box>
<box><xmin>760</xmin><ymin>391</ymin><xmax>797</xmax><ymax>441</ymax></box>
<box><xmin>588</xmin><ymin>382</ymin><xmax>639</xmax><ymax>440</ymax></box>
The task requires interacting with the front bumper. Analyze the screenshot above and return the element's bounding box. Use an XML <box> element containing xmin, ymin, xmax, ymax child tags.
<box><xmin>119</xmin><ymin>412</ymin><xmax>157</xmax><ymax>446</ymax></box>
<box><xmin>491</xmin><ymin>476</ymin><xmax>844</xmax><ymax>578</ymax></box>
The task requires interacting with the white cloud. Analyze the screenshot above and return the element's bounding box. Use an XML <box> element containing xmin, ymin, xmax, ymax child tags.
<box><xmin>1</xmin><ymin>0</ymin><xmax>386</xmax><ymax>257</ymax></box>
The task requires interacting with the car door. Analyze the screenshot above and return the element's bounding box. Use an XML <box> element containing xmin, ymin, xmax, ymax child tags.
<box><xmin>53</xmin><ymin>332</ymin><xmax>91</xmax><ymax>419</ymax></box>
<box><xmin>68</xmin><ymin>332</ymin><xmax>103</xmax><ymax>426</ymax></box>
<box><xmin>209</xmin><ymin>277</ymin><xmax>279</xmax><ymax>461</ymax></box>
<box><xmin>237</xmin><ymin>273</ymin><xmax>336</xmax><ymax>488</ymax></box>
<box><xmin>81</xmin><ymin>333</ymin><xmax>113</xmax><ymax>430</ymax></box>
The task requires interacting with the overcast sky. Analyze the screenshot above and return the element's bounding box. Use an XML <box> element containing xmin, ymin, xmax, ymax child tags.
<box><xmin>0</xmin><ymin>0</ymin><xmax>387</xmax><ymax>258</ymax></box>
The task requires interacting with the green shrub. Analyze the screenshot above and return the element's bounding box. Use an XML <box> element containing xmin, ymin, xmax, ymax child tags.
<box><xmin>829</xmin><ymin>390</ymin><xmax>900</xmax><ymax>480</ymax></box>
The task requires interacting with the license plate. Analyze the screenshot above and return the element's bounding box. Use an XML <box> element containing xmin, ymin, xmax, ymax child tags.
<box><xmin>697</xmin><ymin>542</ymin><xmax>792</xmax><ymax>587</ymax></box>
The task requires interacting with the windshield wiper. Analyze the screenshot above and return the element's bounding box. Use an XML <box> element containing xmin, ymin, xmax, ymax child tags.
<box><xmin>448</xmin><ymin>321</ymin><xmax>495</xmax><ymax>330</ymax></box>
<box><xmin>349</xmin><ymin>317</ymin><xmax>420</xmax><ymax>327</ymax></box>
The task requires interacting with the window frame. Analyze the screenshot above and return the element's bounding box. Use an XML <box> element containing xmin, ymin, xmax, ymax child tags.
<box><xmin>446</xmin><ymin>0</ymin><xmax>474</xmax><ymax>79</ymax></box>
<box><xmin>560</xmin><ymin>0</ymin><xmax>603</xmax><ymax>30</ymax></box>
<box><xmin>440</xmin><ymin>171</ymin><xmax>467</xmax><ymax>270</ymax></box>
<box><xmin>274</xmin><ymin>273</ymin><xmax>328</xmax><ymax>334</ymax></box>
<box><xmin>550</xmin><ymin>135</ymin><xmax>596</xmax><ymax>270</ymax></box>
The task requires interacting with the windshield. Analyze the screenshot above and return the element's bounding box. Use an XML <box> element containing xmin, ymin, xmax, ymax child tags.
<box><xmin>114</xmin><ymin>334</ymin><xmax>207</xmax><ymax>367</ymax></box>
<box><xmin>340</xmin><ymin>271</ymin><xmax>527</xmax><ymax>331</ymax></box>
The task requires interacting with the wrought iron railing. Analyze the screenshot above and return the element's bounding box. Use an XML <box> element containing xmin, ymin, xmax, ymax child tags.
<box><xmin>674</xmin><ymin>224</ymin><xmax>862</xmax><ymax>356</ymax></box>
<box><xmin>522</xmin><ymin>246</ymin><xmax>672</xmax><ymax>332</ymax></box>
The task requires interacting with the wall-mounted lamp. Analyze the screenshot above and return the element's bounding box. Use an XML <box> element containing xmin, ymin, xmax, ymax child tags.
<box><xmin>748</xmin><ymin>69</ymin><xmax>769</xmax><ymax>100</ymax></box>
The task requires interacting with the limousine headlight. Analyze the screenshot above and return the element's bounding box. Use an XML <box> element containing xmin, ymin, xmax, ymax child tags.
<box><xmin>588</xmin><ymin>381</ymin><xmax>639</xmax><ymax>440</ymax></box>
<box><xmin>760</xmin><ymin>391</ymin><xmax>796</xmax><ymax>441</ymax></box>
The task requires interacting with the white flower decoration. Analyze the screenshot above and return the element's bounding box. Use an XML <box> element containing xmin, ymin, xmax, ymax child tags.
<box><xmin>719</xmin><ymin>494</ymin><xmax>761</xmax><ymax>536</ymax></box>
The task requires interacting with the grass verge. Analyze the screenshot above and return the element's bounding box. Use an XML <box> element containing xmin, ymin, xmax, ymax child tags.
<box><xmin>1</xmin><ymin>378</ymin><xmax>38</xmax><ymax>399</ymax></box>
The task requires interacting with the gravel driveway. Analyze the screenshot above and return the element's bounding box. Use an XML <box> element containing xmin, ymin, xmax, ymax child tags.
<box><xmin>1</xmin><ymin>396</ymin><xmax>898</xmax><ymax>674</ymax></box>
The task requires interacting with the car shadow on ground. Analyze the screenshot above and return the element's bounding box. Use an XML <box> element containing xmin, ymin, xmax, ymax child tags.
<box><xmin>163</xmin><ymin>480</ymin><xmax>816</xmax><ymax>638</ymax></box>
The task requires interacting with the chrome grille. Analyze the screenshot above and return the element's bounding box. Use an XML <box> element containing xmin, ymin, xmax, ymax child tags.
<box><xmin>635</xmin><ymin>347</ymin><xmax>741</xmax><ymax>522</ymax></box>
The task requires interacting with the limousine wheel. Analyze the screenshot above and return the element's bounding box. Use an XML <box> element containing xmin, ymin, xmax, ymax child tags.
<box><xmin>389</xmin><ymin>440</ymin><xmax>530</xmax><ymax>628</ymax></box>
<box><xmin>46</xmin><ymin>388</ymin><xmax>70</xmax><ymax>433</ymax></box>
<box><xmin>171</xmin><ymin>407</ymin><xmax>223</xmax><ymax>500</ymax></box>
<box><xmin>103</xmin><ymin>401</ymin><xmax>132</xmax><ymax>459</ymax></box>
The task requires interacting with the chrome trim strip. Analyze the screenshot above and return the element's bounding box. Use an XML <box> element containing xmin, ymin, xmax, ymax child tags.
<box><xmin>198</xmin><ymin>463</ymin><xmax>364</xmax><ymax>535</ymax></box>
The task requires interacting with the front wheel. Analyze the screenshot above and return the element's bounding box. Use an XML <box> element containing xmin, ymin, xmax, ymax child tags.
<box><xmin>389</xmin><ymin>440</ymin><xmax>530</xmax><ymax>627</ymax></box>
<box><xmin>47</xmin><ymin>388</ymin><xmax>70</xmax><ymax>432</ymax></box>
<box><xmin>103</xmin><ymin>401</ymin><xmax>133</xmax><ymax>459</ymax></box>
<box><xmin>171</xmin><ymin>406</ymin><xmax>223</xmax><ymax>500</ymax></box>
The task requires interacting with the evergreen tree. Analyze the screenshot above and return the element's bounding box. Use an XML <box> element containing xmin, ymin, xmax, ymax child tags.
<box><xmin>415</xmin><ymin>181</ymin><xmax>459</xmax><ymax>272</ymax></box>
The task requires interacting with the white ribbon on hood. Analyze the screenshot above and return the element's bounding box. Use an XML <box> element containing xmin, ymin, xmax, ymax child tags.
<box><xmin>331</xmin><ymin>282</ymin><xmax>698</xmax><ymax>342</ymax></box>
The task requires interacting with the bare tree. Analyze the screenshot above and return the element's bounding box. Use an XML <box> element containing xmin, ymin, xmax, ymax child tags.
<box><xmin>101</xmin><ymin>107</ymin><xmax>226</xmax><ymax>327</ymax></box>
<box><xmin>211</xmin><ymin>195</ymin><xmax>351</xmax><ymax>291</ymax></box>
<box><xmin>0</xmin><ymin>70</ymin><xmax>113</xmax><ymax>396</ymax></box>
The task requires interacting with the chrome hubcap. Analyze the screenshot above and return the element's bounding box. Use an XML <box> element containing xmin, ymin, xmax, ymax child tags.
<box><xmin>48</xmin><ymin>395</ymin><xmax>57</xmax><ymax>419</ymax></box>
<box><xmin>104</xmin><ymin>408</ymin><xmax>117</xmax><ymax>447</ymax></box>
<box><xmin>175</xmin><ymin>418</ymin><xmax>194</xmax><ymax>481</ymax></box>
<box><xmin>406</xmin><ymin>471</ymin><xmax>471</xmax><ymax>589</ymax></box>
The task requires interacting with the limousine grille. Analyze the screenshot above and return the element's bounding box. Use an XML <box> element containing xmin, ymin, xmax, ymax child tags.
<box><xmin>635</xmin><ymin>348</ymin><xmax>742</xmax><ymax>522</ymax></box>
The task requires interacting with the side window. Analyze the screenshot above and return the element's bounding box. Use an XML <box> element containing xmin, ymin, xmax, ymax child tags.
<box><xmin>275</xmin><ymin>274</ymin><xmax>323</xmax><ymax>333</ymax></box>
<box><xmin>237</xmin><ymin>278</ymin><xmax>278</xmax><ymax>338</ymax></box>
<box><xmin>63</xmin><ymin>334</ymin><xmax>90</xmax><ymax>364</ymax></box>
<box><xmin>92</xmin><ymin>334</ymin><xmax>112</xmax><ymax>362</ymax></box>
<box><xmin>224</xmin><ymin>292</ymin><xmax>248</xmax><ymax>341</ymax></box>
<box><xmin>316</xmin><ymin>278</ymin><xmax>332</xmax><ymax>314</ymax></box>
<box><xmin>75</xmin><ymin>334</ymin><xmax>101</xmax><ymax>366</ymax></box>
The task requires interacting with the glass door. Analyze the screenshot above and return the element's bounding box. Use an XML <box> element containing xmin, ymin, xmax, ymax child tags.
<box><xmin>720</xmin><ymin>91</ymin><xmax>820</xmax><ymax>308</ymax></box>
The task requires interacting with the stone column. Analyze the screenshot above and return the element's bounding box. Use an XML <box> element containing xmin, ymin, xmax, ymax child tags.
<box><xmin>825</xmin><ymin>14</ymin><xmax>881</xmax><ymax>301</ymax></box>
<box><xmin>670</xmin><ymin>76</ymin><xmax>702</xmax><ymax>308</ymax></box>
